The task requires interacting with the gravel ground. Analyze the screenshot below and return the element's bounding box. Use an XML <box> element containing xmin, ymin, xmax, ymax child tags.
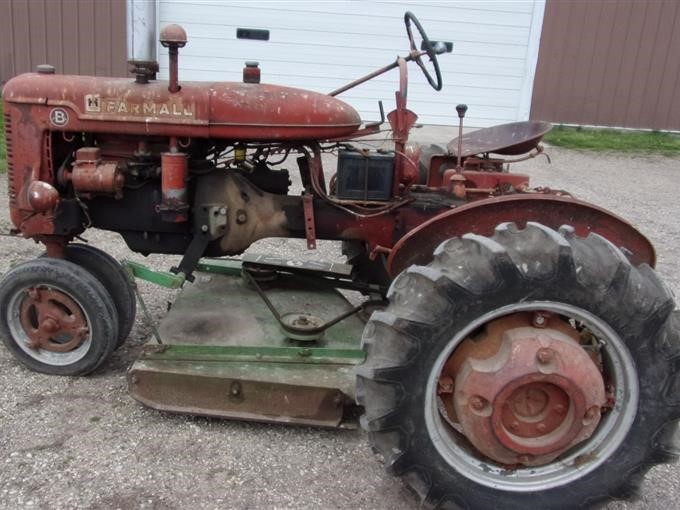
<box><xmin>0</xmin><ymin>137</ymin><xmax>678</xmax><ymax>509</ymax></box>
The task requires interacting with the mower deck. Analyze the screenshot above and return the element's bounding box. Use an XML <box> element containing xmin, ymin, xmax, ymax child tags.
<box><xmin>128</xmin><ymin>257</ymin><xmax>367</xmax><ymax>428</ymax></box>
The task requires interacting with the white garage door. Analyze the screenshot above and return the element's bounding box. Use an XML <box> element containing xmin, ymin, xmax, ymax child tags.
<box><xmin>157</xmin><ymin>0</ymin><xmax>545</xmax><ymax>128</ymax></box>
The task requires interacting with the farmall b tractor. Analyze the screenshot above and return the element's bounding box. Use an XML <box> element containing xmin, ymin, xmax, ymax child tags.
<box><xmin>1</xmin><ymin>12</ymin><xmax>679</xmax><ymax>509</ymax></box>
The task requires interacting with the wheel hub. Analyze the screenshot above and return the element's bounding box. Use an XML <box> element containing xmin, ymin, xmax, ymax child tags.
<box><xmin>444</xmin><ymin>314</ymin><xmax>606</xmax><ymax>466</ymax></box>
<box><xmin>20</xmin><ymin>286</ymin><xmax>89</xmax><ymax>352</ymax></box>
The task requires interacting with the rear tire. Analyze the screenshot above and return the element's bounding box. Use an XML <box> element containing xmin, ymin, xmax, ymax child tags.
<box><xmin>0</xmin><ymin>258</ymin><xmax>119</xmax><ymax>376</ymax></box>
<box><xmin>357</xmin><ymin>222</ymin><xmax>680</xmax><ymax>509</ymax></box>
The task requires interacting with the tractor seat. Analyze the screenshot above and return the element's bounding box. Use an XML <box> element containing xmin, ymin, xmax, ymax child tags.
<box><xmin>447</xmin><ymin>120</ymin><xmax>553</xmax><ymax>158</ymax></box>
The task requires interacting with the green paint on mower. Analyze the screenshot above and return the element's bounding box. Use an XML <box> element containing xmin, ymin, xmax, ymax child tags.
<box><xmin>124</xmin><ymin>256</ymin><xmax>369</xmax><ymax>428</ymax></box>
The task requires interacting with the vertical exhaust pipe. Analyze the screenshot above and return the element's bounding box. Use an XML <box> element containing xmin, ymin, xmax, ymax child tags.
<box><xmin>160</xmin><ymin>24</ymin><xmax>187</xmax><ymax>93</ymax></box>
<box><xmin>127</xmin><ymin>0</ymin><xmax>158</xmax><ymax>83</ymax></box>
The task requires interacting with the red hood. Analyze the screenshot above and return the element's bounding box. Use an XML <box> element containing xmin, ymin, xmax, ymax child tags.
<box><xmin>3</xmin><ymin>73</ymin><xmax>362</xmax><ymax>140</ymax></box>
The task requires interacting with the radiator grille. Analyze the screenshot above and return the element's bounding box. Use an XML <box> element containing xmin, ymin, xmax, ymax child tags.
<box><xmin>4</xmin><ymin>110</ymin><xmax>16</xmax><ymax>207</ymax></box>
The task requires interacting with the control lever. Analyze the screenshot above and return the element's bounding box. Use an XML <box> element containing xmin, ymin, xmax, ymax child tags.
<box><xmin>365</xmin><ymin>101</ymin><xmax>385</xmax><ymax>129</ymax></box>
<box><xmin>456</xmin><ymin>104</ymin><xmax>468</xmax><ymax>171</ymax></box>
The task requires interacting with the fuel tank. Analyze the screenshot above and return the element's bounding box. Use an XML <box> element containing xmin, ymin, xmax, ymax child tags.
<box><xmin>2</xmin><ymin>73</ymin><xmax>361</xmax><ymax>140</ymax></box>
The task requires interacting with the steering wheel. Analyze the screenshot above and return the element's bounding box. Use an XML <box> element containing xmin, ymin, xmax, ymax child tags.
<box><xmin>404</xmin><ymin>11</ymin><xmax>443</xmax><ymax>91</ymax></box>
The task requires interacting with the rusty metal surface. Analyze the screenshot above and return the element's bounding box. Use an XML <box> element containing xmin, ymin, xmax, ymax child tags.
<box><xmin>446</xmin><ymin>313</ymin><xmax>605</xmax><ymax>466</ymax></box>
<box><xmin>2</xmin><ymin>73</ymin><xmax>361</xmax><ymax>140</ymax></box>
<box><xmin>26</xmin><ymin>181</ymin><xmax>59</xmax><ymax>212</ymax></box>
<box><xmin>460</xmin><ymin>171</ymin><xmax>529</xmax><ymax>192</ymax></box>
<box><xmin>302</xmin><ymin>193</ymin><xmax>317</xmax><ymax>250</ymax></box>
<box><xmin>447</xmin><ymin>121</ymin><xmax>552</xmax><ymax>157</ymax></box>
<box><xmin>195</xmin><ymin>172</ymin><xmax>293</xmax><ymax>255</ymax></box>
<box><xmin>243</xmin><ymin>62</ymin><xmax>261</xmax><ymax>84</ymax></box>
<box><xmin>70</xmin><ymin>158</ymin><xmax>123</xmax><ymax>197</ymax></box>
<box><xmin>159</xmin><ymin>24</ymin><xmax>188</xmax><ymax>47</ymax></box>
<box><xmin>160</xmin><ymin>25</ymin><xmax>186</xmax><ymax>94</ymax></box>
<box><xmin>425</xmin><ymin>154</ymin><xmax>531</xmax><ymax>188</ymax></box>
<box><xmin>386</xmin><ymin>194</ymin><xmax>656</xmax><ymax>276</ymax></box>
<box><xmin>160</xmin><ymin>152</ymin><xmax>188</xmax><ymax>221</ymax></box>
<box><xmin>20</xmin><ymin>286</ymin><xmax>89</xmax><ymax>352</ymax></box>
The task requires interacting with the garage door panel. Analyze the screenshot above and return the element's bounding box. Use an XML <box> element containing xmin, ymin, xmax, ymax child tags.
<box><xmin>168</xmin><ymin>51</ymin><xmax>526</xmax><ymax>86</ymax></box>
<box><xmin>171</xmin><ymin>17</ymin><xmax>531</xmax><ymax>48</ymax></box>
<box><xmin>159</xmin><ymin>0</ymin><xmax>544</xmax><ymax>127</ymax></box>
<box><xmin>160</xmin><ymin>4</ymin><xmax>407</xmax><ymax>35</ymax></box>
<box><xmin>393</xmin><ymin>1</ymin><xmax>534</xmax><ymax>15</ymax></box>
<box><xmin>163</xmin><ymin>0</ymin><xmax>532</xmax><ymax>26</ymax></box>
<box><xmin>161</xmin><ymin>58</ymin><xmax>524</xmax><ymax>97</ymax></box>
<box><xmin>160</xmin><ymin>2</ymin><xmax>532</xmax><ymax>44</ymax></box>
<box><xmin>182</xmin><ymin>34</ymin><xmax>528</xmax><ymax>63</ymax></box>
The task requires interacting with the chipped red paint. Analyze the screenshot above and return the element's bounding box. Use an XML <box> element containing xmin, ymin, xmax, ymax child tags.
<box><xmin>0</xmin><ymin>20</ymin><xmax>655</xmax><ymax>290</ymax></box>
<box><xmin>2</xmin><ymin>72</ymin><xmax>361</xmax><ymax>239</ymax></box>
<box><xmin>2</xmin><ymin>73</ymin><xmax>361</xmax><ymax>140</ymax></box>
<box><xmin>20</xmin><ymin>286</ymin><xmax>89</xmax><ymax>352</ymax></box>
<box><xmin>444</xmin><ymin>313</ymin><xmax>606</xmax><ymax>466</ymax></box>
<box><xmin>386</xmin><ymin>194</ymin><xmax>656</xmax><ymax>276</ymax></box>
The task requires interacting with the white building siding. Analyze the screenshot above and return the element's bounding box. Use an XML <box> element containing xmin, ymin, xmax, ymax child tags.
<box><xmin>157</xmin><ymin>0</ymin><xmax>545</xmax><ymax>128</ymax></box>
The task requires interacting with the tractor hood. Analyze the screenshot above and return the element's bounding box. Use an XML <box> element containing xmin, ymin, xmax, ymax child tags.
<box><xmin>2</xmin><ymin>73</ymin><xmax>362</xmax><ymax>140</ymax></box>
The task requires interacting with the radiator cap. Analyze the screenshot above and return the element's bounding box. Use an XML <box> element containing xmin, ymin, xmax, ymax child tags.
<box><xmin>36</xmin><ymin>64</ymin><xmax>55</xmax><ymax>74</ymax></box>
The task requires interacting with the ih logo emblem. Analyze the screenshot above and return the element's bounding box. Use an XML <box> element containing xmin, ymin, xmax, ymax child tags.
<box><xmin>49</xmin><ymin>108</ymin><xmax>69</xmax><ymax>127</ymax></box>
<box><xmin>85</xmin><ymin>94</ymin><xmax>101</xmax><ymax>112</ymax></box>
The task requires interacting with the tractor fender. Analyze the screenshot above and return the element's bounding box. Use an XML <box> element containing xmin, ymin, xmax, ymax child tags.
<box><xmin>386</xmin><ymin>194</ymin><xmax>656</xmax><ymax>277</ymax></box>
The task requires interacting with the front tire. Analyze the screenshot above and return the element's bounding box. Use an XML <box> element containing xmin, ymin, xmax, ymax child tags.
<box><xmin>59</xmin><ymin>244</ymin><xmax>136</xmax><ymax>347</ymax></box>
<box><xmin>0</xmin><ymin>258</ymin><xmax>119</xmax><ymax>376</ymax></box>
<box><xmin>357</xmin><ymin>222</ymin><xmax>680</xmax><ymax>509</ymax></box>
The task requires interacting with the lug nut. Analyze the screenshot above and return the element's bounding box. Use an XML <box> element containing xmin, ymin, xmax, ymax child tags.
<box><xmin>236</xmin><ymin>210</ymin><xmax>248</xmax><ymax>224</ymax></box>
<box><xmin>536</xmin><ymin>348</ymin><xmax>554</xmax><ymax>364</ymax></box>
<box><xmin>509</xmin><ymin>421</ymin><xmax>520</xmax><ymax>432</ymax></box>
<box><xmin>518</xmin><ymin>454</ymin><xmax>533</xmax><ymax>464</ymax></box>
<box><xmin>469</xmin><ymin>396</ymin><xmax>487</xmax><ymax>410</ymax></box>
<box><xmin>437</xmin><ymin>376</ymin><xmax>454</xmax><ymax>394</ymax></box>
<box><xmin>585</xmin><ymin>406</ymin><xmax>599</xmax><ymax>419</ymax></box>
<box><xmin>533</xmin><ymin>312</ymin><xmax>548</xmax><ymax>328</ymax></box>
<box><xmin>553</xmin><ymin>404</ymin><xmax>566</xmax><ymax>414</ymax></box>
<box><xmin>536</xmin><ymin>423</ymin><xmax>547</xmax><ymax>433</ymax></box>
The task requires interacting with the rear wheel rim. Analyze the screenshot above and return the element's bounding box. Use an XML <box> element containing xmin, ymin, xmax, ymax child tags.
<box><xmin>424</xmin><ymin>300</ymin><xmax>639</xmax><ymax>492</ymax></box>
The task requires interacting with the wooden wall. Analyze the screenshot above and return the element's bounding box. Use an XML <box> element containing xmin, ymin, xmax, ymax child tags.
<box><xmin>531</xmin><ymin>0</ymin><xmax>680</xmax><ymax>131</ymax></box>
<box><xmin>0</xmin><ymin>0</ymin><xmax>128</xmax><ymax>84</ymax></box>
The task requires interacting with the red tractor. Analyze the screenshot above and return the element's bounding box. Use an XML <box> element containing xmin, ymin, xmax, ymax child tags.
<box><xmin>1</xmin><ymin>12</ymin><xmax>678</xmax><ymax>509</ymax></box>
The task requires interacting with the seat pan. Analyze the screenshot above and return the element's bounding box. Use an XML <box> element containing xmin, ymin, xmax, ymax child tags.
<box><xmin>448</xmin><ymin>120</ymin><xmax>553</xmax><ymax>157</ymax></box>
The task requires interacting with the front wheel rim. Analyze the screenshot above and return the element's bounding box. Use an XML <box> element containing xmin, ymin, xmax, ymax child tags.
<box><xmin>424</xmin><ymin>300</ymin><xmax>639</xmax><ymax>492</ymax></box>
<box><xmin>7</xmin><ymin>284</ymin><xmax>93</xmax><ymax>366</ymax></box>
